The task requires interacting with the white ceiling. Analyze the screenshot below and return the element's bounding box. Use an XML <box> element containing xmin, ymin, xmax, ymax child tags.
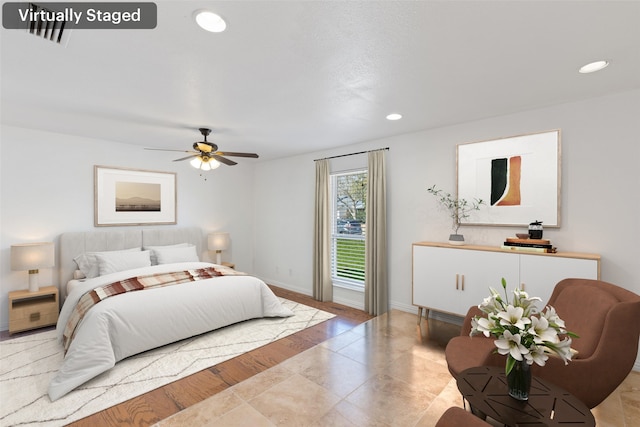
<box><xmin>2</xmin><ymin>1</ymin><xmax>640</xmax><ymax>162</ymax></box>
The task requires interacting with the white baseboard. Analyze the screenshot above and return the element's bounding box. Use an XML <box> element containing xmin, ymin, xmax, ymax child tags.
<box><xmin>261</xmin><ymin>277</ymin><xmax>312</xmax><ymax>297</ymax></box>
<box><xmin>331</xmin><ymin>296</ymin><xmax>363</xmax><ymax>311</ymax></box>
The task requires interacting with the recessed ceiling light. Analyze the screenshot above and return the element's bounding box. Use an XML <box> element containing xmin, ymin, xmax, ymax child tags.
<box><xmin>386</xmin><ymin>113</ymin><xmax>402</xmax><ymax>121</ymax></box>
<box><xmin>195</xmin><ymin>10</ymin><xmax>227</xmax><ymax>33</ymax></box>
<box><xmin>579</xmin><ymin>60</ymin><xmax>609</xmax><ymax>74</ymax></box>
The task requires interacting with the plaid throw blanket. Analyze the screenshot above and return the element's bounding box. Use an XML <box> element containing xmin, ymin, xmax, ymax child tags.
<box><xmin>63</xmin><ymin>266</ymin><xmax>245</xmax><ymax>352</ymax></box>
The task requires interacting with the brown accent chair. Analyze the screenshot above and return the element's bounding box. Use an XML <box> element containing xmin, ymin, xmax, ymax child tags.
<box><xmin>445</xmin><ymin>278</ymin><xmax>640</xmax><ymax>409</ymax></box>
<box><xmin>435</xmin><ymin>407</ymin><xmax>491</xmax><ymax>427</ymax></box>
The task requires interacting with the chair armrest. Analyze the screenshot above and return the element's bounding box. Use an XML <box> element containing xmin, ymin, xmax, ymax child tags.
<box><xmin>535</xmin><ymin>300</ymin><xmax>640</xmax><ymax>408</ymax></box>
<box><xmin>461</xmin><ymin>305</ymin><xmax>482</xmax><ymax>336</ymax></box>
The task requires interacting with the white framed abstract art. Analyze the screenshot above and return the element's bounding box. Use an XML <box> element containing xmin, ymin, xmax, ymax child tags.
<box><xmin>456</xmin><ymin>130</ymin><xmax>561</xmax><ymax>227</ymax></box>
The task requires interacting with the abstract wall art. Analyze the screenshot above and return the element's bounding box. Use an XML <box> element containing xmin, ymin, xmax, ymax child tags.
<box><xmin>457</xmin><ymin>130</ymin><xmax>560</xmax><ymax>227</ymax></box>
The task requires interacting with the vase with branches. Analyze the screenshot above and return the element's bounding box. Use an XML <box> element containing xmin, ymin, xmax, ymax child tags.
<box><xmin>427</xmin><ymin>185</ymin><xmax>484</xmax><ymax>245</ymax></box>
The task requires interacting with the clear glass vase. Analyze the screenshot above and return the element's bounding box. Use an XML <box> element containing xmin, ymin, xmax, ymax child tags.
<box><xmin>507</xmin><ymin>360</ymin><xmax>531</xmax><ymax>400</ymax></box>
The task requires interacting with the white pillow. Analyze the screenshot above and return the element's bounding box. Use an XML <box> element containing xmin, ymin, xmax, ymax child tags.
<box><xmin>144</xmin><ymin>243</ymin><xmax>191</xmax><ymax>265</ymax></box>
<box><xmin>95</xmin><ymin>250</ymin><xmax>152</xmax><ymax>276</ymax></box>
<box><xmin>154</xmin><ymin>245</ymin><xmax>199</xmax><ymax>264</ymax></box>
<box><xmin>74</xmin><ymin>247</ymin><xmax>141</xmax><ymax>278</ymax></box>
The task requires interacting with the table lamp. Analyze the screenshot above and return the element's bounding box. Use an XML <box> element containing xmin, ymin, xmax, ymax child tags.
<box><xmin>208</xmin><ymin>232</ymin><xmax>229</xmax><ymax>265</ymax></box>
<box><xmin>11</xmin><ymin>242</ymin><xmax>55</xmax><ymax>292</ymax></box>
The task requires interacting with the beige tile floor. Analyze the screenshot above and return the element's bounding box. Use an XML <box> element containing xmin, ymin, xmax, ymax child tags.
<box><xmin>155</xmin><ymin>310</ymin><xmax>640</xmax><ymax>427</ymax></box>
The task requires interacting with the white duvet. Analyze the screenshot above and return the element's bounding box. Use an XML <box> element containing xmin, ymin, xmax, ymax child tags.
<box><xmin>49</xmin><ymin>262</ymin><xmax>294</xmax><ymax>401</ymax></box>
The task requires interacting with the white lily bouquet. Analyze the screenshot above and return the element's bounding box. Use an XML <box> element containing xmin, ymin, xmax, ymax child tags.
<box><xmin>470</xmin><ymin>278</ymin><xmax>578</xmax><ymax>375</ymax></box>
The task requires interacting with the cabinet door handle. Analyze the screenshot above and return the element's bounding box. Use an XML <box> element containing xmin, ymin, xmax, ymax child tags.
<box><xmin>461</xmin><ymin>275</ymin><xmax>465</xmax><ymax>291</ymax></box>
<box><xmin>455</xmin><ymin>274</ymin><xmax>459</xmax><ymax>290</ymax></box>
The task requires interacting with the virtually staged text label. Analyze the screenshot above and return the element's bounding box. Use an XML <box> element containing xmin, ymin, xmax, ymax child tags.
<box><xmin>2</xmin><ymin>2</ymin><xmax>157</xmax><ymax>29</ymax></box>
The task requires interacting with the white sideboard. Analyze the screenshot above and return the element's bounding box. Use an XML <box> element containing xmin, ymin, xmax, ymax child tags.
<box><xmin>412</xmin><ymin>242</ymin><xmax>600</xmax><ymax>321</ymax></box>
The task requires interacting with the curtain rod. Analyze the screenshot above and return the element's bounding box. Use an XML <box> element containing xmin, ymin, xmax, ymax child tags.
<box><xmin>314</xmin><ymin>147</ymin><xmax>389</xmax><ymax>162</ymax></box>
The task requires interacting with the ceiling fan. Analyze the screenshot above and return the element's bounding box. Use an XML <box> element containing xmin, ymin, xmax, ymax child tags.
<box><xmin>145</xmin><ymin>128</ymin><xmax>259</xmax><ymax>170</ymax></box>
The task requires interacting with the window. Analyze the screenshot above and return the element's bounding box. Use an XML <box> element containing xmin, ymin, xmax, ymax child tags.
<box><xmin>331</xmin><ymin>169</ymin><xmax>367</xmax><ymax>289</ymax></box>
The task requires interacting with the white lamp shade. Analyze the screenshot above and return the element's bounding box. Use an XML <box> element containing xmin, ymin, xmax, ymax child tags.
<box><xmin>11</xmin><ymin>242</ymin><xmax>55</xmax><ymax>271</ymax></box>
<box><xmin>208</xmin><ymin>232</ymin><xmax>230</xmax><ymax>251</ymax></box>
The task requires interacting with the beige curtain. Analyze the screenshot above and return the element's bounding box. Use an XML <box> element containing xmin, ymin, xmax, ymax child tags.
<box><xmin>365</xmin><ymin>150</ymin><xmax>388</xmax><ymax>315</ymax></box>
<box><xmin>313</xmin><ymin>159</ymin><xmax>333</xmax><ymax>302</ymax></box>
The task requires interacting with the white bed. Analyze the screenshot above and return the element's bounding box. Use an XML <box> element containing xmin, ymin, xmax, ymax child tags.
<box><xmin>49</xmin><ymin>228</ymin><xmax>293</xmax><ymax>401</ymax></box>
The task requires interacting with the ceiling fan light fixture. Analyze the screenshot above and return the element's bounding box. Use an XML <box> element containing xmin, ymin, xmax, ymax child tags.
<box><xmin>190</xmin><ymin>155</ymin><xmax>221</xmax><ymax>171</ymax></box>
<box><xmin>579</xmin><ymin>60</ymin><xmax>609</xmax><ymax>74</ymax></box>
<box><xmin>150</xmin><ymin>128</ymin><xmax>257</xmax><ymax>168</ymax></box>
<box><xmin>195</xmin><ymin>11</ymin><xmax>227</xmax><ymax>33</ymax></box>
<box><xmin>190</xmin><ymin>157</ymin><xmax>203</xmax><ymax>169</ymax></box>
<box><xmin>200</xmin><ymin>161</ymin><xmax>212</xmax><ymax>171</ymax></box>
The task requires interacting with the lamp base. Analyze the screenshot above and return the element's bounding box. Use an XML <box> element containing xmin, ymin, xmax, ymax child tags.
<box><xmin>28</xmin><ymin>270</ymin><xmax>40</xmax><ymax>293</ymax></box>
<box><xmin>216</xmin><ymin>251</ymin><xmax>222</xmax><ymax>265</ymax></box>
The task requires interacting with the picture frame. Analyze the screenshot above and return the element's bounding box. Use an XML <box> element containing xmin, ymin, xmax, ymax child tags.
<box><xmin>457</xmin><ymin>129</ymin><xmax>561</xmax><ymax>227</ymax></box>
<box><xmin>94</xmin><ymin>166</ymin><xmax>177</xmax><ymax>226</ymax></box>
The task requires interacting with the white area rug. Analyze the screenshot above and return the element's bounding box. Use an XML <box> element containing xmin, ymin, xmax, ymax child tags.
<box><xmin>0</xmin><ymin>299</ymin><xmax>335</xmax><ymax>427</ymax></box>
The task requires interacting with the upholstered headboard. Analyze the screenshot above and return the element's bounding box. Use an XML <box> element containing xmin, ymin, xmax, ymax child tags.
<box><xmin>59</xmin><ymin>227</ymin><xmax>204</xmax><ymax>301</ymax></box>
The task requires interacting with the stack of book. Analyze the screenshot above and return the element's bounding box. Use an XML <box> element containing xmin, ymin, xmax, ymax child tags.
<box><xmin>501</xmin><ymin>237</ymin><xmax>557</xmax><ymax>253</ymax></box>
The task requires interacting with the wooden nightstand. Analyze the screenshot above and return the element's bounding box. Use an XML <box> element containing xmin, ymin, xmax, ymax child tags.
<box><xmin>8</xmin><ymin>286</ymin><xmax>59</xmax><ymax>334</ymax></box>
<box><xmin>221</xmin><ymin>262</ymin><xmax>235</xmax><ymax>269</ymax></box>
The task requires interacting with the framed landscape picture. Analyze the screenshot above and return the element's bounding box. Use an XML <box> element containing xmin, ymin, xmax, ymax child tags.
<box><xmin>457</xmin><ymin>130</ymin><xmax>561</xmax><ymax>227</ymax></box>
<box><xmin>94</xmin><ymin>166</ymin><xmax>176</xmax><ymax>226</ymax></box>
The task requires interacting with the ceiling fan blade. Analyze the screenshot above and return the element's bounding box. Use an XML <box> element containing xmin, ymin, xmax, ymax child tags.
<box><xmin>217</xmin><ymin>151</ymin><xmax>259</xmax><ymax>158</ymax></box>
<box><xmin>173</xmin><ymin>155</ymin><xmax>198</xmax><ymax>162</ymax></box>
<box><xmin>145</xmin><ymin>148</ymin><xmax>198</xmax><ymax>154</ymax></box>
<box><xmin>212</xmin><ymin>154</ymin><xmax>237</xmax><ymax>166</ymax></box>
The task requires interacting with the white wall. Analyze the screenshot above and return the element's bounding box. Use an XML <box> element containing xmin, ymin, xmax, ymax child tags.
<box><xmin>0</xmin><ymin>126</ymin><xmax>255</xmax><ymax>329</ymax></box>
<box><xmin>253</xmin><ymin>89</ymin><xmax>640</xmax><ymax>310</ymax></box>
